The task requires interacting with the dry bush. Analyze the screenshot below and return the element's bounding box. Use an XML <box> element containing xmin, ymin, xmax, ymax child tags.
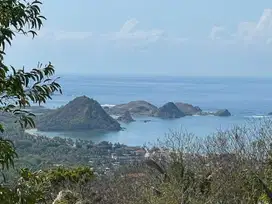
<box><xmin>45</xmin><ymin>119</ymin><xmax>272</xmax><ymax>204</ymax></box>
<box><xmin>138</xmin><ymin>119</ymin><xmax>272</xmax><ymax>204</ymax></box>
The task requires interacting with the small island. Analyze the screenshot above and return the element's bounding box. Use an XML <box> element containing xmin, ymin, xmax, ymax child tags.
<box><xmin>36</xmin><ymin>96</ymin><xmax>121</xmax><ymax>132</ymax></box>
<box><xmin>154</xmin><ymin>102</ymin><xmax>186</xmax><ymax>119</ymax></box>
<box><xmin>105</xmin><ymin>100</ymin><xmax>231</xmax><ymax>118</ymax></box>
<box><xmin>106</xmin><ymin>100</ymin><xmax>158</xmax><ymax>116</ymax></box>
<box><xmin>174</xmin><ymin>102</ymin><xmax>202</xmax><ymax>115</ymax></box>
<box><xmin>34</xmin><ymin>96</ymin><xmax>232</xmax><ymax>133</ymax></box>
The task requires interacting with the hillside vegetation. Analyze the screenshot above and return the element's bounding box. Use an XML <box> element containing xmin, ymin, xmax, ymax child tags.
<box><xmin>2</xmin><ymin>118</ymin><xmax>272</xmax><ymax>203</ymax></box>
<box><xmin>37</xmin><ymin>96</ymin><xmax>121</xmax><ymax>132</ymax></box>
<box><xmin>1</xmin><ymin>1</ymin><xmax>271</xmax><ymax>203</ymax></box>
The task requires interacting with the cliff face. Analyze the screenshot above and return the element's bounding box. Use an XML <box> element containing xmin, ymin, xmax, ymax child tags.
<box><xmin>36</xmin><ymin>96</ymin><xmax>121</xmax><ymax>131</ymax></box>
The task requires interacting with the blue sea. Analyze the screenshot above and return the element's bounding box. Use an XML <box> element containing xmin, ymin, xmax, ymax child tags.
<box><xmin>31</xmin><ymin>75</ymin><xmax>272</xmax><ymax>146</ymax></box>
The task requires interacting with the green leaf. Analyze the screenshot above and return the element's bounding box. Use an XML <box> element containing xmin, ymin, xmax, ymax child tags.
<box><xmin>0</xmin><ymin>2</ymin><xmax>63</xmax><ymax>201</ymax></box>
<box><xmin>0</xmin><ymin>124</ymin><xmax>4</xmax><ymax>133</ymax></box>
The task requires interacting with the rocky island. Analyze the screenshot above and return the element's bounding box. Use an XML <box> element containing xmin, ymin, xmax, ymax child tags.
<box><xmin>213</xmin><ymin>109</ymin><xmax>231</xmax><ymax>117</ymax></box>
<box><xmin>175</xmin><ymin>102</ymin><xmax>202</xmax><ymax>115</ymax></box>
<box><xmin>117</xmin><ymin>111</ymin><xmax>135</xmax><ymax>123</ymax></box>
<box><xmin>36</xmin><ymin>96</ymin><xmax>121</xmax><ymax>132</ymax></box>
<box><xmin>154</xmin><ymin>102</ymin><xmax>186</xmax><ymax>119</ymax></box>
<box><xmin>34</xmin><ymin>96</ymin><xmax>232</xmax><ymax>132</ymax></box>
<box><xmin>105</xmin><ymin>100</ymin><xmax>231</xmax><ymax>118</ymax></box>
<box><xmin>106</xmin><ymin>100</ymin><xmax>158</xmax><ymax>116</ymax></box>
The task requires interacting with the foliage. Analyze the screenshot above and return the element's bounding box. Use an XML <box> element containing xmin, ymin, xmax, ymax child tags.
<box><xmin>0</xmin><ymin>0</ymin><xmax>62</xmax><ymax>128</ymax></box>
<box><xmin>0</xmin><ymin>168</ymin><xmax>45</xmax><ymax>204</ymax></box>
<box><xmin>3</xmin><ymin>117</ymin><xmax>272</xmax><ymax>203</ymax></box>
<box><xmin>0</xmin><ymin>0</ymin><xmax>62</xmax><ymax>203</ymax></box>
<box><xmin>0</xmin><ymin>137</ymin><xmax>17</xmax><ymax>171</ymax></box>
<box><xmin>43</xmin><ymin>166</ymin><xmax>94</xmax><ymax>187</ymax></box>
<box><xmin>1</xmin><ymin>2</ymin><xmax>272</xmax><ymax>203</ymax></box>
<box><xmin>1</xmin><ymin>127</ymin><xmax>127</xmax><ymax>173</ymax></box>
<box><xmin>0</xmin><ymin>167</ymin><xmax>94</xmax><ymax>204</ymax></box>
<box><xmin>135</xmin><ymin>121</ymin><xmax>272</xmax><ymax>204</ymax></box>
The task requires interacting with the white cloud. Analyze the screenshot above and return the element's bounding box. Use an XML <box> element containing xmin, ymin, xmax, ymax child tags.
<box><xmin>105</xmin><ymin>18</ymin><xmax>165</xmax><ymax>44</ymax></box>
<box><xmin>209</xmin><ymin>25</ymin><xmax>226</xmax><ymax>40</ymax></box>
<box><xmin>119</xmin><ymin>18</ymin><xmax>139</xmax><ymax>34</ymax></box>
<box><xmin>255</xmin><ymin>9</ymin><xmax>272</xmax><ymax>34</ymax></box>
<box><xmin>12</xmin><ymin>9</ymin><xmax>272</xmax><ymax>50</ymax></box>
<box><xmin>98</xmin><ymin>18</ymin><xmax>178</xmax><ymax>51</ymax></box>
<box><xmin>34</xmin><ymin>18</ymin><xmax>187</xmax><ymax>49</ymax></box>
<box><xmin>215</xmin><ymin>8</ymin><xmax>272</xmax><ymax>45</ymax></box>
<box><xmin>236</xmin><ymin>22</ymin><xmax>256</xmax><ymax>38</ymax></box>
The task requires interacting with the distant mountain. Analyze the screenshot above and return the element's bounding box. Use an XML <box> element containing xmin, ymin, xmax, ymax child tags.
<box><xmin>36</xmin><ymin>96</ymin><xmax>121</xmax><ymax>131</ymax></box>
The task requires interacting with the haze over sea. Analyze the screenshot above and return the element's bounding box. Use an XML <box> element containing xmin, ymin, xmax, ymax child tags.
<box><xmin>32</xmin><ymin>75</ymin><xmax>272</xmax><ymax>146</ymax></box>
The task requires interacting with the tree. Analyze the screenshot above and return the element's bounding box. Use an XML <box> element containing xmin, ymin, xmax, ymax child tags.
<box><xmin>0</xmin><ymin>0</ymin><xmax>62</xmax><ymax>202</ymax></box>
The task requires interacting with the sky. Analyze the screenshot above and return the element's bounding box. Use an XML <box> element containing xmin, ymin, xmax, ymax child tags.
<box><xmin>4</xmin><ymin>0</ymin><xmax>272</xmax><ymax>77</ymax></box>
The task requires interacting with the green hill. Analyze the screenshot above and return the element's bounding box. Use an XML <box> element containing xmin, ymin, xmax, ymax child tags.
<box><xmin>36</xmin><ymin>96</ymin><xmax>121</xmax><ymax>132</ymax></box>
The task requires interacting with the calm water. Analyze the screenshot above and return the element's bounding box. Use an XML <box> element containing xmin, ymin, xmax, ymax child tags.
<box><xmin>32</xmin><ymin>75</ymin><xmax>272</xmax><ymax>146</ymax></box>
